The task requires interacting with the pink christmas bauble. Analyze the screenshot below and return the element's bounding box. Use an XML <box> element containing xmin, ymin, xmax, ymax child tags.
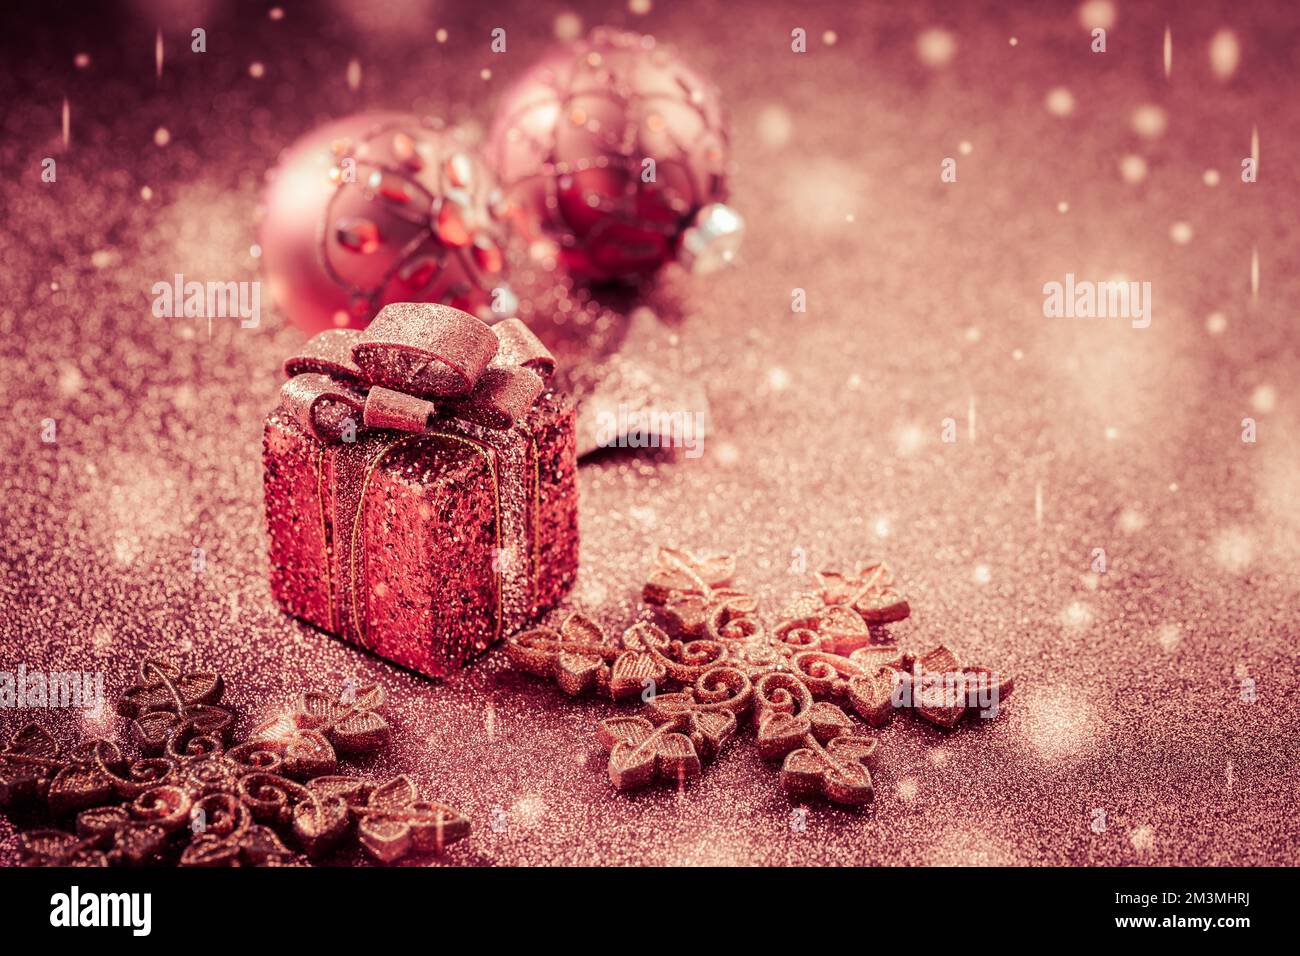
<box><xmin>259</xmin><ymin>112</ymin><xmax>515</xmax><ymax>334</ymax></box>
<box><xmin>487</xmin><ymin>28</ymin><xmax>740</xmax><ymax>283</ymax></box>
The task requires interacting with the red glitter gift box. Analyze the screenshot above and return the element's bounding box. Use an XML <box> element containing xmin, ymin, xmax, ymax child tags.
<box><xmin>262</xmin><ymin>303</ymin><xmax>579</xmax><ymax>678</ymax></box>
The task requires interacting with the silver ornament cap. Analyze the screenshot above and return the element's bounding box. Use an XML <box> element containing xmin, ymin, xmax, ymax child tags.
<box><xmin>679</xmin><ymin>203</ymin><xmax>744</xmax><ymax>274</ymax></box>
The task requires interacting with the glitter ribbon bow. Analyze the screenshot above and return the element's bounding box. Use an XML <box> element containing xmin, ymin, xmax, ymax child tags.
<box><xmin>279</xmin><ymin>302</ymin><xmax>555</xmax><ymax>444</ymax></box>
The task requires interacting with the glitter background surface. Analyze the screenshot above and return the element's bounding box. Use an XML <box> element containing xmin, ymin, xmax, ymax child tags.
<box><xmin>2</xmin><ymin>0</ymin><xmax>1298</xmax><ymax>866</ymax></box>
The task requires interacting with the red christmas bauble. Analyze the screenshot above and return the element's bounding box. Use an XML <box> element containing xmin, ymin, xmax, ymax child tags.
<box><xmin>259</xmin><ymin>112</ymin><xmax>515</xmax><ymax>333</ymax></box>
<box><xmin>487</xmin><ymin>28</ymin><xmax>740</xmax><ymax>283</ymax></box>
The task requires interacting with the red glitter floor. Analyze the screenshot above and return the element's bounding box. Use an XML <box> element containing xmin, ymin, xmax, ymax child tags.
<box><xmin>1</xmin><ymin>0</ymin><xmax>1297</xmax><ymax>866</ymax></box>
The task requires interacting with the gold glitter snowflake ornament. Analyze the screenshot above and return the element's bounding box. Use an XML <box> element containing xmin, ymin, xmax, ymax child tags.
<box><xmin>0</xmin><ymin>659</ymin><xmax>468</xmax><ymax>866</ymax></box>
<box><xmin>509</xmin><ymin>547</ymin><xmax>1015</xmax><ymax>807</ymax></box>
